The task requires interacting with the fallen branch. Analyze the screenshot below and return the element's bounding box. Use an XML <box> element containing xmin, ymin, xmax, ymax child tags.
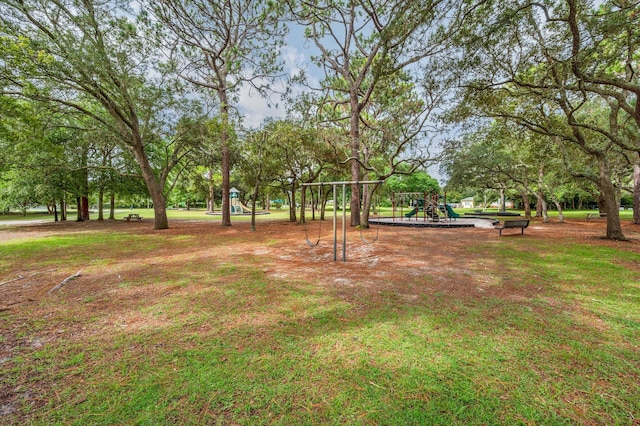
<box><xmin>49</xmin><ymin>271</ymin><xmax>82</xmax><ymax>293</ymax></box>
<box><xmin>0</xmin><ymin>269</ymin><xmax>58</xmax><ymax>287</ymax></box>
<box><xmin>0</xmin><ymin>275</ymin><xmax>24</xmax><ymax>287</ymax></box>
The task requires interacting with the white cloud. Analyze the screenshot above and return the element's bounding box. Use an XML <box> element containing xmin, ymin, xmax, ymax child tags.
<box><xmin>236</xmin><ymin>80</ymin><xmax>287</xmax><ymax>128</ymax></box>
<box><xmin>236</xmin><ymin>44</ymin><xmax>317</xmax><ymax>128</ymax></box>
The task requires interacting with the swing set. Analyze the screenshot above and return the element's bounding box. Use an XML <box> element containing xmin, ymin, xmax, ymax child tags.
<box><xmin>302</xmin><ymin>180</ymin><xmax>384</xmax><ymax>262</ymax></box>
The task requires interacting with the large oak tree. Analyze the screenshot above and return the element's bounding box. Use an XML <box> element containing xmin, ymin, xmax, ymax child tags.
<box><xmin>0</xmin><ymin>0</ymin><xmax>176</xmax><ymax>229</ymax></box>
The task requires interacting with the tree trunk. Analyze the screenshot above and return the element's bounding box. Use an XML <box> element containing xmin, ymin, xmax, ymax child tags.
<box><xmin>98</xmin><ymin>189</ymin><xmax>104</xmax><ymax>220</ymax></box>
<box><xmin>533</xmin><ymin>193</ymin><xmax>549</xmax><ymax>223</ymax></box>
<box><xmin>311</xmin><ymin>189</ymin><xmax>316</xmax><ymax>221</ymax></box>
<box><xmin>76</xmin><ymin>196</ymin><xmax>83</xmax><ymax>221</ymax></box>
<box><xmin>349</xmin><ymin>98</ymin><xmax>361</xmax><ymax>227</ymax></box>
<box><xmin>53</xmin><ymin>201</ymin><xmax>58</xmax><ymax>222</ymax></box>
<box><xmin>535</xmin><ymin>194</ymin><xmax>543</xmax><ymax>217</ymax></box>
<box><xmin>80</xmin><ymin>196</ymin><xmax>90</xmax><ymax>221</ymax></box>
<box><xmin>596</xmin><ymin>193</ymin><xmax>606</xmax><ymax>215</ymax></box>
<box><xmin>60</xmin><ymin>196</ymin><xmax>66</xmax><ymax>221</ymax></box>
<box><xmin>520</xmin><ymin>189</ymin><xmax>531</xmax><ymax>219</ymax></box>
<box><xmin>129</xmin><ymin>137</ymin><xmax>168</xmax><ymax>230</ymax></box>
<box><xmin>552</xmin><ymin>199</ymin><xmax>564</xmax><ymax>223</ymax></box>
<box><xmin>597</xmin><ymin>156</ymin><xmax>625</xmax><ymax>240</ymax></box>
<box><xmin>320</xmin><ymin>189</ymin><xmax>327</xmax><ymax>221</ymax></box>
<box><xmin>360</xmin><ymin>183</ymin><xmax>378</xmax><ymax>228</ymax></box>
<box><xmin>220</xmin><ymin>95</ymin><xmax>231</xmax><ymax>226</ymax></box>
<box><xmin>207</xmin><ymin>170</ymin><xmax>215</xmax><ymax>213</ymax></box>
<box><xmin>109</xmin><ymin>192</ymin><xmax>115</xmax><ymax>220</ymax></box>
<box><xmin>288</xmin><ymin>183</ymin><xmax>297</xmax><ymax>223</ymax></box>
<box><xmin>633</xmin><ymin>154</ymin><xmax>640</xmax><ymax>225</ymax></box>
<box><xmin>79</xmin><ymin>145</ymin><xmax>90</xmax><ymax>221</ymax></box>
<box><xmin>299</xmin><ymin>186</ymin><xmax>307</xmax><ymax>224</ymax></box>
<box><xmin>250</xmin><ymin>181</ymin><xmax>260</xmax><ymax>232</ymax></box>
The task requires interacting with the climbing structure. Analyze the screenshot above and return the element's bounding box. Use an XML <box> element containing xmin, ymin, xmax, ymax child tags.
<box><xmin>392</xmin><ymin>192</ymin><xmax>459</xmax><ymax>222</ymax></box>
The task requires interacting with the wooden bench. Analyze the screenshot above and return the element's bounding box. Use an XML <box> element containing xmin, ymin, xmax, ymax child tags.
<box><xmin>124</xmin><ymin>213</ymin><xmax>143</xmax><ymax>222</ymax></box>
<box><xmin>495</xmin><ymin>219</ymin><xmax>529</xmax><ymax>236</ymax></box>
<box><xmin>586</xmin><ymin>213</ymin><xmax>606</xmax><ymax>221</ymax></box>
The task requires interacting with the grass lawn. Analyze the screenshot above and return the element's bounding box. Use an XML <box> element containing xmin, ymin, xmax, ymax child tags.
<box><xmin>1</xmin><ymin>217</ymin><xmax>639</xmax><ymax>425</ymax></box>
<box><xmin>1</xmin><ymin>205</ymin><xmax>634</xmax><ymax>224</ymax></box>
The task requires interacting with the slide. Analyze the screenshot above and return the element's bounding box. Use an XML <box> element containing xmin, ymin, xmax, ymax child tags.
<box><xmin>445</xmin><ymin>204</ymin><xmax>460</xmax><ymax>219</ymax></box>
<box><xmin>404</xmin><ymin>207</ymin><xmax>419</xmax><ymax>218</ymax></box>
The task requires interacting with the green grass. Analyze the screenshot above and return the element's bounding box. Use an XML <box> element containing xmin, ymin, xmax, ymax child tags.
<box><xmin>0</xmin><ymin>207</ymin><xmax>297</xmax><ymax>224</ymax></box>
<box><xmin>1</xmin><ymin>224</ymin><xmax>638</xmax><ymax>425</ymax></box>
<box><xmin>2</xmin><ymin>205</ymin><xmax>633</xmax><ymax>225</ymax></box>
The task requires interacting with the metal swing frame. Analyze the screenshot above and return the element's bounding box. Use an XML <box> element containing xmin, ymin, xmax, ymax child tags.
<box><xmin>302</xmin><ymin>180</ymin><xmax>383</xmax><ymax>262</ymax></box>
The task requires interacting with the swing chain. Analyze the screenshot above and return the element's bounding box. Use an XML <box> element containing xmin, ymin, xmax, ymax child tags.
<box><xmin>359</xmin><ymin>194</ymin><xmax>380</xmax><ymax>245</ymax></box>
<box><xmin>304</xmin><ymin>184</ymin><xmax>323</xmax><ymax>247</ymax></box>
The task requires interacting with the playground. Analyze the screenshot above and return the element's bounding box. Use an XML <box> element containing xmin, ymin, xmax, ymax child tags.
<box><xmin>1</xmin><ymin>216</ymin><xmax>639</xmax><ymax>424</ymax></box>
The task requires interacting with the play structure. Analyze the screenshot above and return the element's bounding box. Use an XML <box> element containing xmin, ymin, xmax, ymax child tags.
<box><xmin>204</xmin><ymin>187</ymin><xmax>269</xmax><ymax>216</ymax></box>
<box><xmin>228</xmin><ymin>187</ymin><xmax>269</xmax><ymax>215</ymax></box>
<box><xmin>229</xmin><ymin>187</ymin><xmax>246</xmax><ymax>215</ymax></box>
<box><xmin>302</xmin><ymin>180</ymin><xmax>383</xmax><ymax>262</ymax></box>
<box><xmin>392</xmin><ymin>192</ymin><xmax>461</xmax><ymax>223</ymax></box>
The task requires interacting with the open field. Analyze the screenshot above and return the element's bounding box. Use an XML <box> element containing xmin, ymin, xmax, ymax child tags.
<box><xmin>1</xmin><ymin>217</ymin><xmax>639</xmax><ymax>424</ymax></box>
<box><xmin>1</xmin><ymin>206</ymin><xmax>637</xmax><ymax>224</ymax></box>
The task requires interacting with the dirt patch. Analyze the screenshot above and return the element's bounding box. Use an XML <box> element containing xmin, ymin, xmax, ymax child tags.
<box><xmin>2</xmin><ymin>217</ymin><xmax>639</xmax><ymax>307</ymax></box>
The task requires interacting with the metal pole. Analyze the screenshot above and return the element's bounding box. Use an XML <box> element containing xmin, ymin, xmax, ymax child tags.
<box><xmin>342</xmin><ymin>184</ymin><xmax>347</xmax><ymax>262</ymax></box>
<box><xmin>301</xmin><ymin>180</ymin><xmax>384</xmax><ymax>263</ymax></box>
<box><xmin>392</xmin><ymin>192</ymin><xmax>396</xmax><ymax>222</ymax></box>
<box><xmin>333</xmin><ymin>184</ymin><xmax>337</xmax><ymax>261</ymax></box>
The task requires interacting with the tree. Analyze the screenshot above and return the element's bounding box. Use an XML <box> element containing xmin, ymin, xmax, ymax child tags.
<box><xmin>564</xmin><ymin>0</ymin><xmax>640</xmax><ymax>224</ymax></box>
<box><xmin>148</xmin><ymin>0</ymin><xmax>288</xmax><ymax>227</ymax></box>
<box><xmin>291</xmin><ymin>0</ymin><xmax>467</xmax><ymax>226</ymax></box>
<box><xmin>261</xmin><ymin>119</ymin><xmax>334</xmax><ymax>223</ymax></box>
<box><xmin>386</xmin><ymin>169</ymin><xmax>440</xmax><ymax>194</ymax></box>
<box><xmin>449</xmin><ymin>0</ymin><xmax>634</xmax><ymax>239</ymax></box>
<box><xmin>0</xmin><ymin>0</ymin><xmax>182</xmax><ymax>229</ymax></box>
<box><xmin>239</xmin><ymin>127</ymin><xmax>282</xmax><ymax>231</ymax></box>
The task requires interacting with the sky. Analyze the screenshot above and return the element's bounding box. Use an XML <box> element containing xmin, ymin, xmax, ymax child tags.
<box><xmin>236</xmin><ymin>24</ymin><xmax>317</xmax><ymax>129</ymax></box>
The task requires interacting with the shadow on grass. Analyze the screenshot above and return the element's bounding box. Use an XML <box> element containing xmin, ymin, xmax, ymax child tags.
<box><xmin>1</xmin><ymin>222</ymin><xmax>639</xmax><ymax>425</ymax></box>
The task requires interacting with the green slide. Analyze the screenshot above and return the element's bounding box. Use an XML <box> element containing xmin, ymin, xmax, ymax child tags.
<box><xmin>404</xmin><ymin>207</ymin><xmax>419</xmax><ymax>218</ymax></box>
<box><xmin>445</xmin><ymin>204</ymin><xmax>460</xmax><ymax>219</ymax></box>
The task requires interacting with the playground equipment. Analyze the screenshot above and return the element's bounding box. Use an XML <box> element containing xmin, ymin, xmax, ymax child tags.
<box><xmin>392</xmin><ymin>192</ymin><xmax>460</xmax><ymax>222</ymax></box>
<box><xmin>229</xmin><ymin>187</ymin><xmax>245</xmax><ymax>215</ymax></box>
<box><xmin>303</xmin><ymin>184</ymin><xmax>324</xmax><ymax>247</ymax></box>
<box><xmin>444</xmin><ymin>204</ymin><xmax>460</xmax><ymax>219</ymax></box>
<box><xmin>227</xmin><ymin>187</ymin><xmax>270</xmax><ymax>216</ymax></box>
<box><xmin>302</xmin><ymin>180</ymin><xmax>383</xmax><ymax>262</ymax></box>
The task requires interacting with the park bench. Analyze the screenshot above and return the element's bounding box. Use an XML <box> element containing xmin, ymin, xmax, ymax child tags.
<box><xmin>495</xmin><ymin>219</ymin><xmax>529</xmax><ymax>236</ymax></box>
<box><xmin>124</xmin><ymin>213</ymin><xmax>143</xmax><ymax>222</ymax></box>
<box><xmin>586</xmin><ymin>213</ymin><xmax>607</xmax><ymax>221</ymax></box>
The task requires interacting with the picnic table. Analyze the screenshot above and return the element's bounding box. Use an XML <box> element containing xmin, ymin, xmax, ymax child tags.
<box><xmin>124</xmin><ymin>213</ymin><xmax>143</xmax><ymax>222</ymax></box>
